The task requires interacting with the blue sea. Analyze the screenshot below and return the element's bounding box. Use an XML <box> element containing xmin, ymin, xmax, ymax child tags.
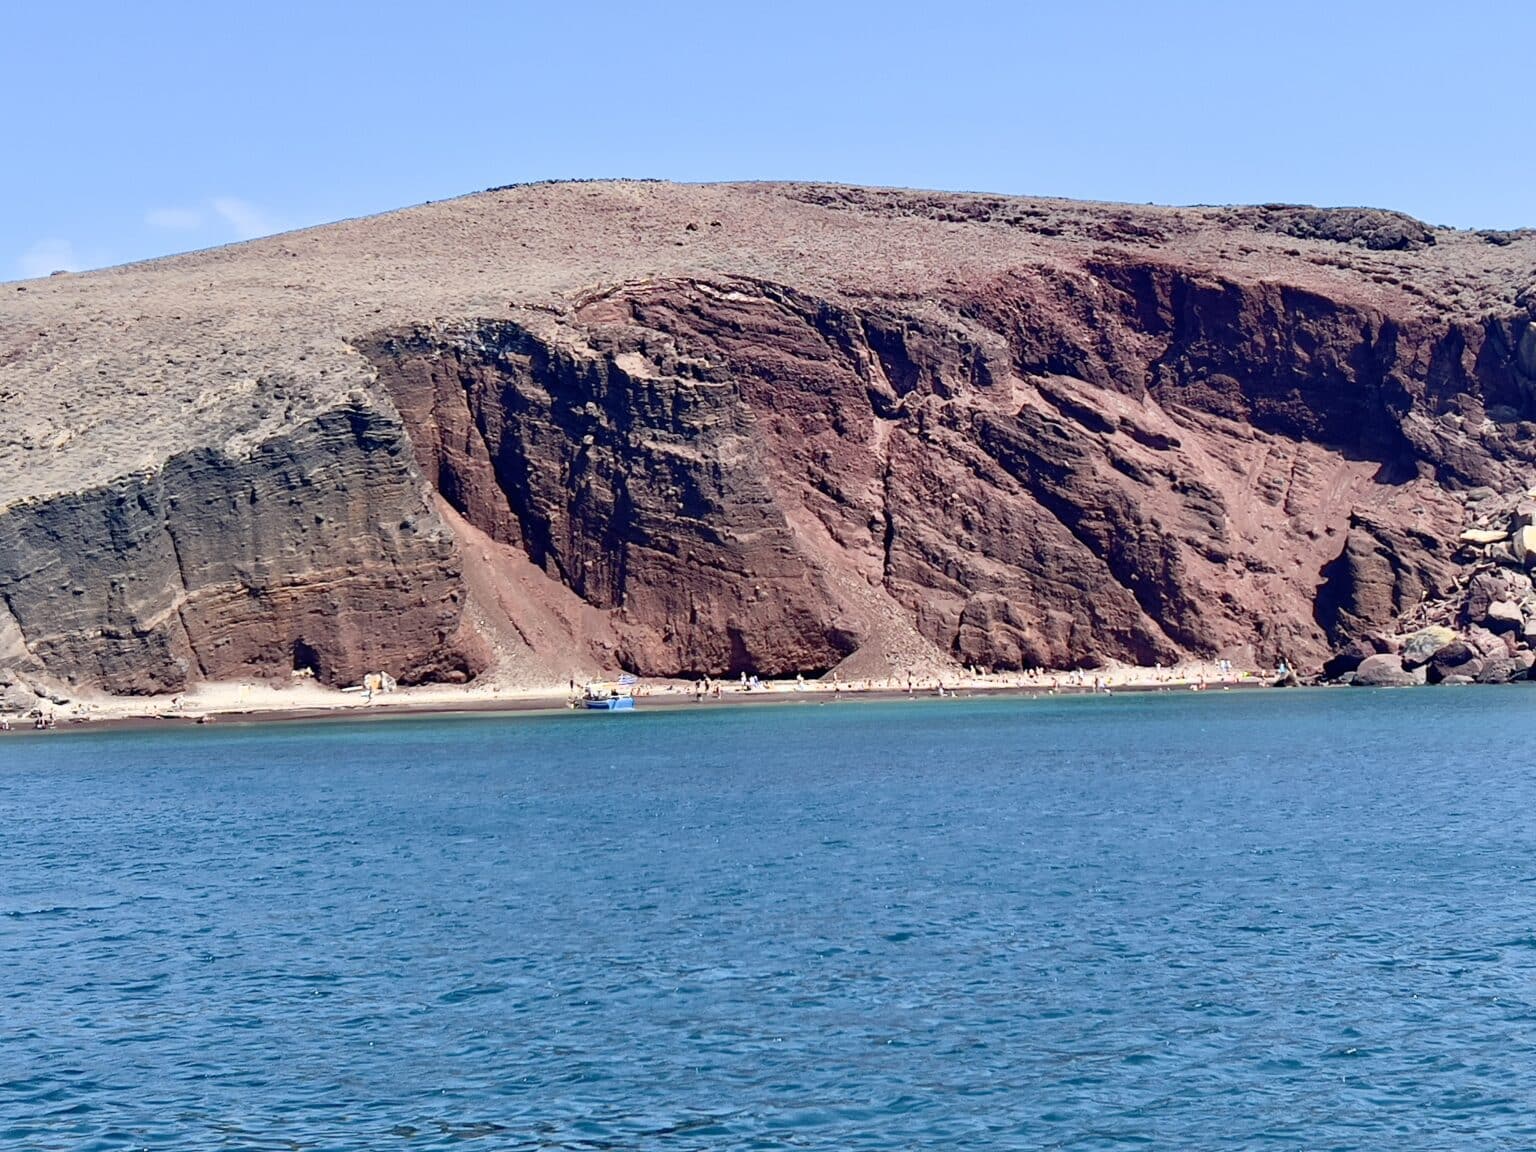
<box><xmin>4</xmin><ymin>689</ymin><xmax>1536</xmax><ymax>1149</ymax></box>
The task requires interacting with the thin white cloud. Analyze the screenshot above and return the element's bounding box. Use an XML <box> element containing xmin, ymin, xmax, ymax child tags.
<box><xmin>16</xmin><ymin>239</ymin><xmax>80</xmax><ymax>279</ymax></box>
<box><xmin>212</xmin><ymin>197</ymin><xmax>284</xmax><ymax>241</ymax></box>
<box><xmin>145</xmin><ymin>207</ymin><xmax>206</xmax><ymax>231</ymax></box>
<box><xmin>12</xmin><ymin>197</ymin><xmax>287</xmax><ymax>282</ymax></box>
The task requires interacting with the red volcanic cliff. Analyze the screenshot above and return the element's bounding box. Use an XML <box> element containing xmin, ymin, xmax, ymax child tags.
<box><xmin>1</xmin><ymin>182</ymin><xmax>1534</xmax><ymax>693</ymax></box>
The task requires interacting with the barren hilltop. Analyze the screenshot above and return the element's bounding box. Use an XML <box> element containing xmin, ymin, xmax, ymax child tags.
<box><xmin>3</xmin><ymin>180</ymin><xmax>1536</xmax><ymax>696</ymax></box>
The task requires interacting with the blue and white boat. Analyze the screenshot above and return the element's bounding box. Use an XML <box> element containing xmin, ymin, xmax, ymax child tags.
<box><xmin>584</xmin><ymin>694</ymin><xmax>634</xmax><ymax>711</ymax></box>
<box><xmin>582</xmin><ymin>676</ymin><xmax>637</xmax><ymax>711</ymax></box>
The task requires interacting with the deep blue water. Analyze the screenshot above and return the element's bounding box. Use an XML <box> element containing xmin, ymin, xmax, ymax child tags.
<box><xmin>5</xmin><ymin>689</ymin><xmax>1536</xmax><ymax>1149</ymax></box>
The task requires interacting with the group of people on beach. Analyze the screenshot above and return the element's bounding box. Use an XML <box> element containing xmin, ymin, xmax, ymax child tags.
<box><xmin>0</xmin><ymin>711</ymin><xmax>55</xmax><ymax>731</ymax></box>
<box><xmin>567</xmin><ymin>656</ymin><xmax>1301</xmax><ymax>712</ymax></box>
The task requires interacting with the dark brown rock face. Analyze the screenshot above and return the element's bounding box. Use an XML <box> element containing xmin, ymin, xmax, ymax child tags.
<box><xmin>1315</xmin><ymin>514</ymin><xmax>1461</xmax><ymax>643</ymax></box>
<box><xmin>2</xmin><ymin>181</ymin><xmax>1534</xmax><ymax>690</ymax></box>
<box><xmin>366</xmin><ymin>320</ymin><xmax>859</xmax><ymax>677</ymax></box>
<box><xmin>369</xmin><ymin>262</ymin><xmax>1535</xmax><ymax>677</ymax></box>
<box><xmin>0</xmin><ymin>405</ymin><xmax>478</xmax><ymax>693</ymax></box>
<box><xmin>1427</xmin><ymin>641</ymin><xmax>1483</xmax><ymax>683</ymax></box>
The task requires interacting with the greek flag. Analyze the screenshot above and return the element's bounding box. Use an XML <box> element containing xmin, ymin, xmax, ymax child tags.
<box><xmin>617</xmin><ymin>673</ymin><xmax>638</xmax><ymax>686</ymax></box>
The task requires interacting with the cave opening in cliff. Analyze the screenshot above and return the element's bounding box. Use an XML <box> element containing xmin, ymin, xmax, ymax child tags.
<box><xmin>292</xmin><ymin>639</ymin><xmax>321</xmax><ymax>678</ymax></box>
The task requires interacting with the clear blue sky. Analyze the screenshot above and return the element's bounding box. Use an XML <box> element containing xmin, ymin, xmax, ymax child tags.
<box><xmin>5</xmin><ymin>0</ymin><xmax>1532</xmax><ymax>278</ymax></box>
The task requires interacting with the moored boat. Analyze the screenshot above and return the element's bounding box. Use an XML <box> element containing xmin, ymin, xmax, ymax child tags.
<box><xmin>584</xmin><ymin>694</ymin><xmax>635</xmax><ymax>711</ymax></box>
<box><xmin>582</xmin><ymin>675</ymin><xmax>637</xmax><ymax>711</ymax></box>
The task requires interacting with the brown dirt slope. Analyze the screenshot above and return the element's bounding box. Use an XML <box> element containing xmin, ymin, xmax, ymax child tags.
<box><xmin>2</xmin><ymin>181</ymin><xmax>1535</xmax><ymax>691</ymax></box>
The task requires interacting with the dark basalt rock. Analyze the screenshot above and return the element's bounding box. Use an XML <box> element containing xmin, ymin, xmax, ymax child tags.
<box><xmin>1427</xmin><ymin>641</ymin><xmax>1484</xmax><ymax>684</ymax></box>
<box><xmin>1230</xmin><ymin>205</ymin><xmax>1437</xmax><ymax>251</ymax></box>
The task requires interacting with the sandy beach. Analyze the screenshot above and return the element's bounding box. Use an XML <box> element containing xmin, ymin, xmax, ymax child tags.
<box><xmin>0</xmin><ymin>661</ymin><xmax>1285</xmax><ymax>734</ymax></box>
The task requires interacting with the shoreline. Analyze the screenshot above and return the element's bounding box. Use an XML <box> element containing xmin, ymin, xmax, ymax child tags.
<box><xmin>2</xmin><ymin>665</ymin><xmax>1289</xmax><ymax>736</ymax></box>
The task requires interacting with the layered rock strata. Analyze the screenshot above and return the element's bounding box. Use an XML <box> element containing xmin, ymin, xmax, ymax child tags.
<box><xmin>0</xmin><ymin>405</ymin><xmax>477</xmax><ymax>693</ymax></box>
<box><xmin>1</xmin><ymin>182</ymin><xmax>1533</xmax><ymax>692</ymax></box>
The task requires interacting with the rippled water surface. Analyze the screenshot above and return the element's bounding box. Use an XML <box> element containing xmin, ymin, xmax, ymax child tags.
<box><xmin>6</xmin><ymin>690</ymin><xmax>1536</xmax><ymax>1148</ymax></box>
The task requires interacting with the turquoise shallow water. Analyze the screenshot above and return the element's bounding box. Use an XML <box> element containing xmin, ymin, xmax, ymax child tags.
<box><xmin>4</xmin><ymin>689</ymin><xmax>1536</xmax><ymax>1149</ymax></box>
